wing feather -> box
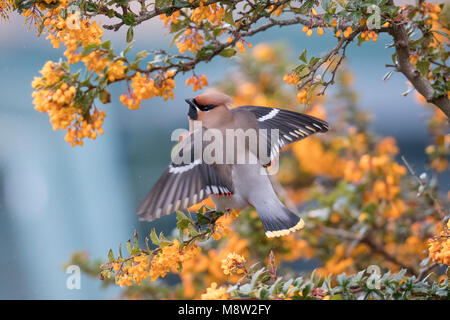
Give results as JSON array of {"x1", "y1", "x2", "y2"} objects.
[
  {"x1": 138, "y1": 128, "x2": 234, "y2": 222},
  {"x1": 235, "y1": 106, "x2": 329, "y2": 166}
]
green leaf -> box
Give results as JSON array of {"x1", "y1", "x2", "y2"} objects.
[
  {"x1": 349, "y1": 11, "x2": 362, "y2": 23},
  {"x1": 85, "y1": 1, "x2": 98, "y2": 13},
  {"x1": 81, "y1": 44, "x2": 99, "y2": 57},
  {"x1": 158, "y1": 232, "x2": 172, "y2": 248},
  {"x1": 149, "y1": 228, "x2": 160, "y2": 246},
  {"x1": 187, "y1": 224, "x2": 200, "y2": 237},
  {"x1": 99, "y1": 90, "x2": 111, "y2": 104},
  {"x1": 126, "y1": 27, "x2": 134, "y2": 43},
  {"x1": 132, "y1": 230, "x2": 139, "y2": 253},
  {"x1": 176, "y1": 210, "x2": 191, "y2": 230},
  {"x1": 391, "y1": 53, "x2": 397, "y2": 65},
  {"x1": 196, "y1": 213, "x2": 210, "y2": 225},
  {"x1": 224, "y1": 11, "x2": 235, "y2": 26},
  {"x1": 126, "y1": 239, "x2": 132, "y2": 254},
  {"x1": 416, "y1": 60, "x2": 430, "y2": 76},
  {"x1": 101, "y1": 40, "x2": 111, "y2": 50},
  {"x1": 308, "y1": 56, "x2": 320, "y2": 66},
  {"x1": 321, "y1": 0, "x2": 331, "y2": 11},
  {"x1": 173, "y1": 0, "x2": 189, "y2": 8},
  {"x1": 108, "y1": 249, "x2": 115, "y2": 262},
  {"x1": 299, "y1": 49, "x2": 307, "y2": 63},
  {"x1": 107, "y1": 9, "x2": 115, "y2": 19},
  {"x1": 282, "y1": 279, "x2": 294, "y2": 294},
  {"x1": 145, "y1": 237, "x2": 151, "y2": 253},
  {"x1": 170, "y1": 21, "x2": 186, "y2": 33},
  {"x1": 258, "y1": 287, "x2": 270, "y2": 299},
  {"x1": 269, "y1": 277, "x2": 283, "y2": 296},
  {"x1": 121, "y1": 41, "x2": 134, "y2": 57},
  {"x1": 251, "y1": 268, "x2": 267, "y2": 289},
  {"x1": 155, "y1": 0, "x2": 171, "y2": 10},
  {"x1": 219, "y1": 48, "x2": 236, "y2": 58},
  {"x1": 122, "y1": 13, "x2": 135, "y2": 26},
  {"x1": 171, "y1": 29, "x2": 186, "y2": 47}
]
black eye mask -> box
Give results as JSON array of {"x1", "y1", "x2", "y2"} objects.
[
  {"x1": 196, "y1": 104, "x2": 215, "y2": 112},
  {"x1": 188, "y1": 104, "x2": 198, "y2": 120},
  {"x1": 185, "y1": 98, "x2": 215, "y2": 120}
]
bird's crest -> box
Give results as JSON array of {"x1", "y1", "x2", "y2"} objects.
[{"x1": 195, "y1": 90, "x2": 233, "y2": 107}]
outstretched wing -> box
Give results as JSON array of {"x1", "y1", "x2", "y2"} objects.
[
  {"x1": 236, "y1": 106, "x2": 329, "y2": 166},
  {"x1": 138, "y1": 128, "x2": 233, "y2": 222}
]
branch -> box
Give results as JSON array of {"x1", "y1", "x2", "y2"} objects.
[
  {"x1": 389, "y1": 22, "x2": 450, "y2": 119},
  {"x1": 320, "y1": 226, "x2": 417, "y2": 276},
  {"x1": 296, "y1": 27, "x2": 361, "y2": 93},
  {"x1": 103, "y1": 0, "x2": 232, "y2": 31}
]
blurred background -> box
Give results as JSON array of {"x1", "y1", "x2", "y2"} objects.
[{"x1": 0, "y1": 11, "x2": 446, "y2": 299}]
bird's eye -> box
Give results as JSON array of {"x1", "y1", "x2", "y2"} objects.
[{"x1": 197, "y1": 104, "x2": 215, "y2": 112}]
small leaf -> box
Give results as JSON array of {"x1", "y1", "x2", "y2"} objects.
[
  {"x1": 132, "y1": 230, "x2": 139, "y2": 253},
  {"x1": 416, "y1": 60, "x2": 430, "y2": 77},
  {"x1": 176, "y1": 211, "x2": 191, "y2": 230},
  {"x1": 258, "y1": 287, "x2": 270, "y2": 299},
  {"x1": 170, "y1": 21, "x2": 186, "y2": 33},
  {"x1": 99, "y1": 90, "x2": 111, "y2": 104},
  {"x1": 122, "y1": 13, "x2": 135, "y2": 26},
  {"x1": 219, "y1": 48, "x2": 236, "y2": 58},
  {"x1": 321, "y1": 0, "x2": 331, "y2": 11},
  {"x1": 81, "y1": 44, "x2": 99, "y2": 57},
  {"x1": 155, "y1": 0, "x2": 171, "y2": 10},
  {"x1": 224, "y1": 11, "x2": 235, "y2": 26},
  {"x1": 173, "y1": 0, "x2": 189, "y2": 8},
  {"x1": 331, "y1": 293, "x2": 343, "y2": 300},
  {"x1": 126, "y1": 27, "x2": 134, "y2": 43},
  {"x1": 299, "y1": 48, "x2": 307, "y2": 63},
  {"x1": 108, "y1": 249, "x2": 114, "y2": 262},
  {"x1": 196, "y1": 213, "x2": 210, "y2": 225},
  {"x1": 126, "y1": 239, "x2": 132, "y2": 254},
  {"x1": 308, "y1": 56, "x2": 320, "y2": 66},
  {"x1": 101, "y1": 40, "x2": 111, "y2": 50},
  {"x1": 282, "y1": 279, "x2": 294, "y2": 294},
  {"x1": 149, "y1": 228, "x2": 160, "y2": 246}
]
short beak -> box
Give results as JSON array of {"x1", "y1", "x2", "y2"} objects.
[
  {"x1": 185, "y1": 98, "x2": 196, "y2": 108},
  {"x1": 185, "y1": 98, "x2": 198, "y2": 120}
]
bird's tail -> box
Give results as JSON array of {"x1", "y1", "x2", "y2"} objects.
[{"x1": 255, "y1": 204, "x2": 305, "y2": 238}]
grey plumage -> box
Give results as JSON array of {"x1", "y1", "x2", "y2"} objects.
[{"x1": 137, "y1": 92, "x2": 328, "y2": 238}]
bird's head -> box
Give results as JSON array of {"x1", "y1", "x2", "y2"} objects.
[{"x1": 185, "y1": 91, "x2": 233, "y2": 123}]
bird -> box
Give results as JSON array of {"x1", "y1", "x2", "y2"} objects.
[{"x1": 137, "y1": 91, "x2": 329, "y2": 238}]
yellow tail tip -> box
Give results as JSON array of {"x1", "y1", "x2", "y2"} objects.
[{"x1": 265, "y1": 218, "x2": 305, "y2": 238}]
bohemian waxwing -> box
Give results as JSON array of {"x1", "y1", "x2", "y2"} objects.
[{"x1": 137, "y1": 91, "x2": 329, "y2": 238}]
